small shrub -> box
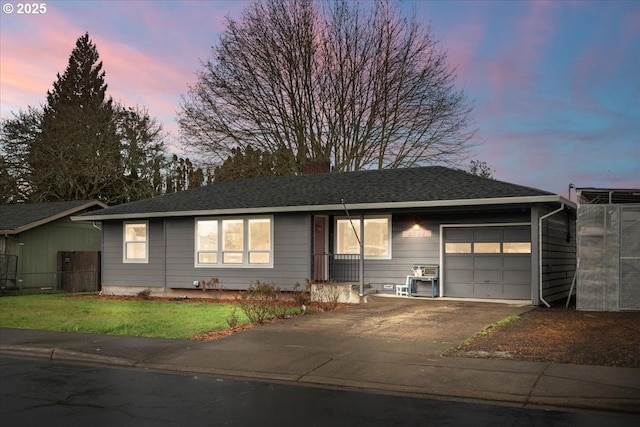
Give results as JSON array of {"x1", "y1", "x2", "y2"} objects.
[
  {"x1": 202, "y1": 277, "x2": 224, "y2": 301},
  {"x1": 292, "y1": 282, "x2": 311, "y2": 309},
  {"x1": 137, "y1": 288, "x2": 152, "y2": 300},
  {"x1": 236, "y1": 281, "x2": 291, "y2": 324},
  {"x1": 202, "y1": 277, "x2": 222, "y2": 291},
  {"x1": 226, "y1": 307, "x2": 240, "y2": 329}
]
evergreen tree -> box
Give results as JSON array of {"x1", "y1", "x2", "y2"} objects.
[
  {"x1": 116, "y1": 104, "x2": 167, "y2": 202},
  {"x1": 28, "y1": 32, "x2": 123, "y2": 202}
]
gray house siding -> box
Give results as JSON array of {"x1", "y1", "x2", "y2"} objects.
[
  {"x1": 98, "y1": 203, "x2": 575, "y2": 305},
  {"x1": 101, "y1": 219, "x2": 165, "y2": 288},
  {"x1": 101, "y1": 214, "x2": 311, "y2": 293},
  {"x1": 361, "y1": 216, "x2": 440, "y2": 287},
  {"x1": 167, "y1": 214, "x2": 310, "y2": 290},
  {"x1": 540, "y1": 207, "x2": 576, "y2": 304}
]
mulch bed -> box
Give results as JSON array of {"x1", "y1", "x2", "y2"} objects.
[{"x1": 453, "y1": 305, "x2": 640, "y2": 367}]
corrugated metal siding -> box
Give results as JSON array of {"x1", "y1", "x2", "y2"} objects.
[
  {"x1": 541, "y1": 208, "x2": 576, "y2": 303},
  {"x1": 577, "y1": 205, "x2": 640, "y2": 311},
  {"x1": 620, "y1": 206, "x2": 640, "y2": 310}
]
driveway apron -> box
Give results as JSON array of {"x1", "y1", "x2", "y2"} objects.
[{"x1": 149, "y1": 296, "x2": 533, "y2": 381}]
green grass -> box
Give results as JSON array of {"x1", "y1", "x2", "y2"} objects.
[{"x1": 0, "y1": 294, "x2": 252, "y2": 340}]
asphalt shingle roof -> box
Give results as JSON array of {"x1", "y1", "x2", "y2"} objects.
[
  {"x1": 0, "y1": 200, "x2": 106, "y2": 233},
  {"x1": 77, "y1": 167, "x2": 556, "y2": 219}
]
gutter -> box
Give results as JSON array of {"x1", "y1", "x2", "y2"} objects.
[
  {"x1": 72, "y1": 195, "x2": 575, "y2": 222},
  {"x1": 538, "y1": 203, "x2": 565, "y2": 308}
]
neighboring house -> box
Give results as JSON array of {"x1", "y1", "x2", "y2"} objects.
[
  {"x1": 0, "y1": 200, "x2": 107, "y2": 290},
  {"x1": 576, "y1": 188, "x2": 640, "y2": 311},
  {"x1": 74, "y1": 167, "x2": 576, "y2": 305}
]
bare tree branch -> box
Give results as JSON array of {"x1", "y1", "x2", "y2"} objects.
[{"x1": 179, "y1": 0, "x2": 476, "y2": 174}]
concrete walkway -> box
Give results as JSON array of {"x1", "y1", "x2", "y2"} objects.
[{"x1": 1, "y1": 296, "x2": 639, "y2": 414}]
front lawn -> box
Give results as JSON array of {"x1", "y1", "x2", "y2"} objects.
[{"x1": 0, "y1": 293, "x2": 252, "y2": 340}]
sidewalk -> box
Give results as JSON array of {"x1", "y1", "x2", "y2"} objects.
[{"x1": 1, "y1": 298, "x2": 639, "y2": 415}]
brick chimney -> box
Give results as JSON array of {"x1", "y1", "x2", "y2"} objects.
[{"x1": 301, "y1": 159, "x2": 331, "y2": 174}]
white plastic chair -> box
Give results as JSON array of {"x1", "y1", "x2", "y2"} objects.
[{"x1": 395, "y1": 283, "x2": 409, "y2": 296}]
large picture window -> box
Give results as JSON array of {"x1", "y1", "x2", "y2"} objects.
[
  {"x1": 123, "y1": 221, "x2": 148, "y2": 263},
  {"x1": 196, "y1": 217, "x2": 273, "y2": 267},
  {"x1": 336, "y1": 216, "x2": 390, "y2": 259}
]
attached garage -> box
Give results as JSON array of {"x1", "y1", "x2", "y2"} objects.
[{"x1": 442, "y1": 225, "x2": 532, "y2": 299}]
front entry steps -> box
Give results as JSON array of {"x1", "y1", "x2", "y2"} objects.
[{"x1": 310, "y1": 282, "x2": 377, "y2": 304}]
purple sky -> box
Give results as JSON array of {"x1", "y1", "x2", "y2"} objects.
[{"x1": 1, "y1": 0, "x2": 638, "y2": 197}]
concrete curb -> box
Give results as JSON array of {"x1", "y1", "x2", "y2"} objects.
[
  {"x1": 1, "y1": 345, "x2": 136, "y2": 367},
  {"x1": 2, "y1": 344, "x2": 638, "y2": 415}
]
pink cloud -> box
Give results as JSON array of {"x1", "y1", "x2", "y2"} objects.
[
  {"x1": 485, "y1": 1, "x2": 557, "y2": 113},
  {"x1": 0, "y1": 12, "x2": 82, "y2": 116},
  {"x1": 442, "y1": 19, "x2": 485, "y2": 85}
]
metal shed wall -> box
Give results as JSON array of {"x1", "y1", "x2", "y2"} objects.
[{"x1": 577, "y1": 204, "x2": 640, "y2": 311}]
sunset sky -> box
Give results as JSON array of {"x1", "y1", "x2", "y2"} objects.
[{"x1": 1, "y1": 0, "x2": 638, "y2": 197}]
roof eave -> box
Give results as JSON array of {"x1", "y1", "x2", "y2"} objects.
[
  {"x1": 73, "y1": 195, "x2": 572, "y2": 221},
  {"x1": 8, "y1": 200, "x2": 108, "y2": 234}
]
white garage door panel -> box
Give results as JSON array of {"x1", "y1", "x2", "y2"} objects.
[{"x1": 444, "y1": 226, "x2": 531, "y2": 299}]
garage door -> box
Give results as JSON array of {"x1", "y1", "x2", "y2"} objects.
[{"x1": 443, "y1": 226, "x2": 531, "y2": 299}]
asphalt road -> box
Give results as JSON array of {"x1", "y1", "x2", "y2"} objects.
[{"x1": 1, "y1": 356, "x2": 637, "y2": 427}]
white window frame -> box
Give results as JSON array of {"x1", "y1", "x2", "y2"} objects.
[
  {"x1": 335, "y1": 215, "x2": 392, "y2": 260},
  {"x1": 123, "y1": 221, "x2": 149, "y2": 263},
  {"x1": 195, "y1": 216, "x2": 274, "y2": 268}
]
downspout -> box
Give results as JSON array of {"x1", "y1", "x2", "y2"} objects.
[
  {"x1": 538, "y1": 203, "x2": 565, "y2": 308},
  {"x1": 163, "y1": 219, "x2": 168, "y2": 294}
]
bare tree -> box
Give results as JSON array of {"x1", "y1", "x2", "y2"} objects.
[
  {"x1": 467, "y1": 160, "x2": 495, "y2": 179},
  {"x1": 179, "y1": 0, "x2": 475, "y2": 174}
]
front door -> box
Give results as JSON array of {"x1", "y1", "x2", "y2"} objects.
[{"x1": 313, "y1": 216, "x2": 328, "y2": 281}]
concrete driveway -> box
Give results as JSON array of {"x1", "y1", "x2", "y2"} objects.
[
  {"x1": 306, "y1": 296, "x2": 532, "y2": 348},
  {"x1": 207, "y1": 295, "x2": 533, "y2": 358}
]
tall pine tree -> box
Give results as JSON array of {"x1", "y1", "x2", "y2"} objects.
[{"x1": 28, "y1": 32, "x2": 123, "y2": 202}]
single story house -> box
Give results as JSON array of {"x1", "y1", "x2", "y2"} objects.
[
  {"x1": 74, "y1": 166, "x2": 576, "y2": 305},
  {"x1": 0, "y1": 200, "x2": 107, "y2": 290}
]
